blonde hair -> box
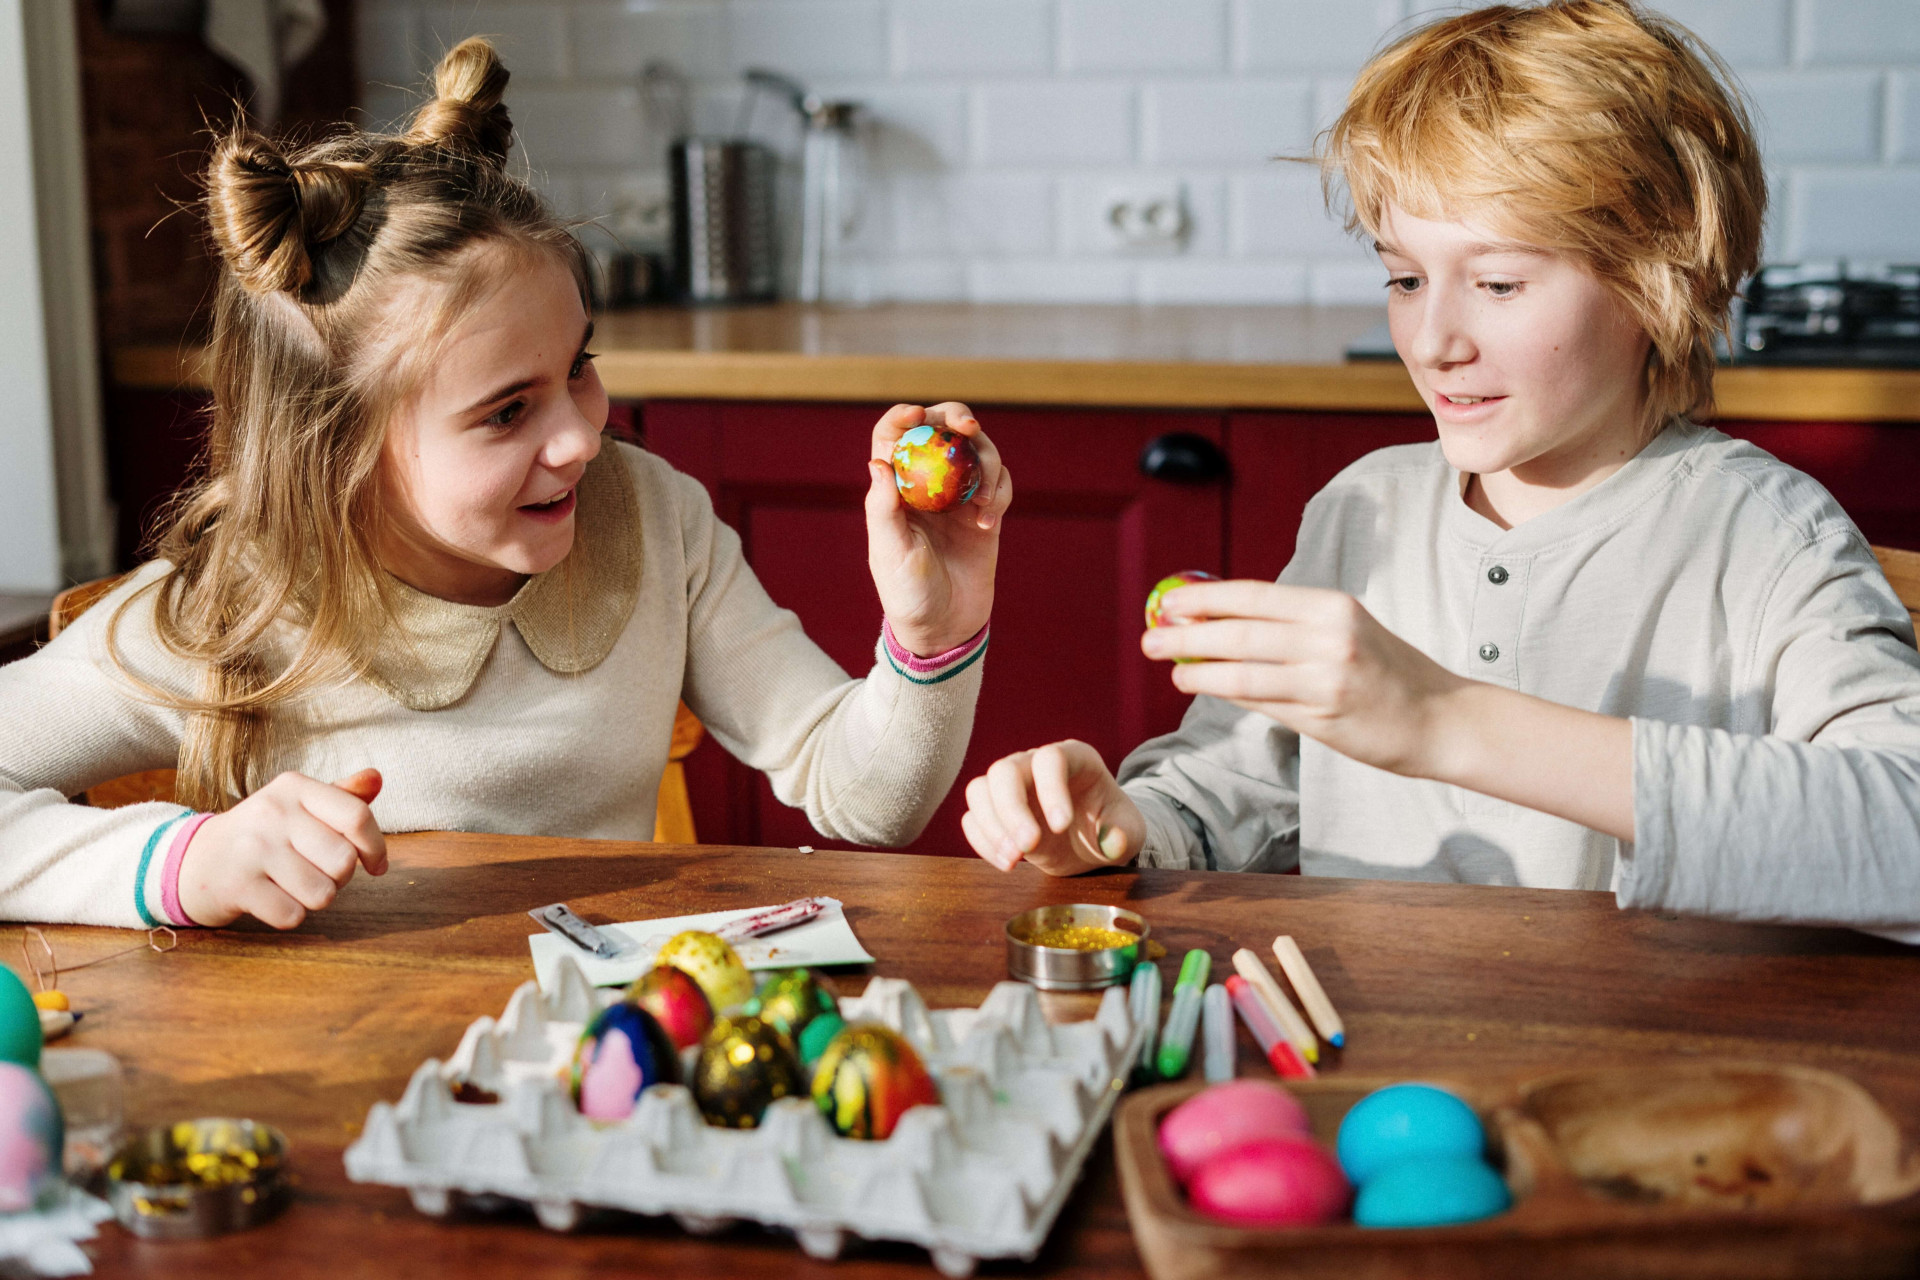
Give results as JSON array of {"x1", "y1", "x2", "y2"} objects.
[
  {"x1": 1322, "y1": 0, "x2": 1766, "y2": 435},
  {"x1": 115, "y1": 38, "x2": 588, "y2": 809}
]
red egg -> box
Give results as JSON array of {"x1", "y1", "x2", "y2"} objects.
[
  {"x1": 1159, "y1": 1080, "x2": 1314, "y2": 1185},
  {"x1": 627, "y1": 964, "x2": 714, "y2": 1050},
  {"x1": 1188, "y1": 1136, "x2": 1351, "y2": 1227}
]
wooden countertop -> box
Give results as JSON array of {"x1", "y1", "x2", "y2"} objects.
[
  {"x1": 111, "y1": 303, "x2": 1920, "y2": 421},
  {"x1": 31, "y1": 834, "x2": 1920, "y2": 1276}
]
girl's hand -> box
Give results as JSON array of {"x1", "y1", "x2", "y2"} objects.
[
  {"x1": 1141, "y1": 580, "x2": 1467, "y2": 778},
  {"x1": 960, "y1": 740, "x2": 1145, "y2": 876},
  {"x1": 177, "y1": 768, "x2": 388, "y2": 929},
  {"x1": 866, "y1": 402, "x2": 1012, "y2": 656}
]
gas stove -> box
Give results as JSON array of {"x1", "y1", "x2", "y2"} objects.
[{"x1": 1734, "y1": 263, "x2": 1920, "y2": 367}]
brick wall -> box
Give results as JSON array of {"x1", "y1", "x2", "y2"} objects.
[
  {"x1": 79, "y1": 0, "x2": 359, "y2": 346},
  {"x1": 359, "y1": 0, "x2": 1920, "y2": 306}
]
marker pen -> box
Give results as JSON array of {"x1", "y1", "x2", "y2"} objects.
[{"x1": 1156, "y1": 949, "x2": 1211, "y2": 1079}]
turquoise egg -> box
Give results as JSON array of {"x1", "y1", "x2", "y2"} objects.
[
  {"x1": 0, "y1": 970, "x2": 39, "y2": 1069},
  {"x1": 1353, "y1": 1154, "x2": 1512, "y2": 1228},
  {"x1": 1337, "y1": 1083, "x2": 1484, "y2": 1185}
]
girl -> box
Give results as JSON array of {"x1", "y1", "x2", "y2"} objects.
[
  {"x1": 0, "y1": 39, "x2": 1009, "y2": 931},
  {"x1": 959, "y1": 0, "x2": 1920, "y2": 938}
]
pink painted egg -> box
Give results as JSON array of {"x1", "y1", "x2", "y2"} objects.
[
  {"x1": 627, "y1": 964, "x2": 714, "y2": 1050},
  {"x1": 1188, "y1": 1135, "x2": 1351, "y2": 1227},
  {"x1": 1159, "y1": 1080, "x2": 1313, "y2": 1185}
]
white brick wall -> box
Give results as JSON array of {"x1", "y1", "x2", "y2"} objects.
[{"x1": 364, "y1": 0, "x2": 1920, "y2": 305}]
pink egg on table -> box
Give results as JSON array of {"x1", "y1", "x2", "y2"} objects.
[
  {"x1": 1159, "y1": 1080, "x2": 1314, "y2": 1185},
  {"x1": 1188, "y1": 1136, "x2": 1351, "y2": 1227}
]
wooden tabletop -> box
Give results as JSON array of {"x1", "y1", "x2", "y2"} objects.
[
  {"x1": 23, "y1": 834, "x2": 1920, "y2": 1277},
  {"x1": 109, "y1": 303, "x2": 1920, "y2": 420}
]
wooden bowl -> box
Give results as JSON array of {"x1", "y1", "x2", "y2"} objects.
[{"x1": 1113, "y1": 1062, "x2": 1920, "y2": 1280}]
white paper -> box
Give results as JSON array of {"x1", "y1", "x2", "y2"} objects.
[{"x1": 528, "y1": 897, "x2": 874, "y2": 992}]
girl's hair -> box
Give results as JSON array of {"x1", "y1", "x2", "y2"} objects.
[
  {"x1": 114, "y1": 38, "x2": 588, "y2": 809},
  {"x1": 1322, "y1": 0, "x2": 1765, "y2": 437}
]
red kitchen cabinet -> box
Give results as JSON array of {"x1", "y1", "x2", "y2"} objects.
[
  {"x1": 643, "y1": 401, "x2": 1228, "y2": 856},
  {"x1": 1225, "y1": 412, "x2": 1435, "y2": 582}
]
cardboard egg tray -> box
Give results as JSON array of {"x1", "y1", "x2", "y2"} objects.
[{"x1": 343, "y1": 954, "x2": 1145, "y2": 1276}]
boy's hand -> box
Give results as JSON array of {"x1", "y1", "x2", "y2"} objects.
[
  {"x1": 177, "y1": 768, "x2": 388, "y2": 929},
  {"x1": 1141, "y1": 580, "x2": 1467, "y2": 778},
  {"x1": 960, "y1": 740, "x2": 1146, "y2": 876},
  {"x1": 865, "y1": 402, "x2": 1013, "y2": 657}
]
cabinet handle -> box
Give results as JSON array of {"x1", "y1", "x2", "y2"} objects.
[{"x1": 1139, "y1": 433, "x2": 1230, "y2": 484}]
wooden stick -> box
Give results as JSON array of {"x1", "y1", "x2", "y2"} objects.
[
  {"x1": 1230, "y1": 948, "x2": 1318, "y2": 1064},
  {"x1": 1273, "y1": 935, "x2": 1345, "y2": 1048}
]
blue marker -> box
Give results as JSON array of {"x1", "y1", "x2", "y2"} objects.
[
  {"x1": 1128, "y1": 960, "x2": 1161, "y2": 1080},
  {"x1": 1202, "y1": 982, "x2": 1234, "y2": 1083}
]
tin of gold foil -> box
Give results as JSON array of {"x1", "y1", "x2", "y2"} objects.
[
  {"x1": 1005, "y1": 904, "x2": 1149, "y2": 991},
  {"x1": 105, "y1": 1117, "x2": 289, "y2": 1239}
]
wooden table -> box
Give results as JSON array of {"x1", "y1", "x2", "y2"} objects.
[{"x1": 19, "y1": 834, "x2": 1920, "y2": 1276}]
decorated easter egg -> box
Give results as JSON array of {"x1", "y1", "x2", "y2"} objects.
[
  {"x1": 1144, "y1": 571, "x2": 1221, "y2": 632},
  {"x1": 1337, "y1": 1083, "x2": 1486, "y2": 1185},
  {"x1": 1159, "y1": 1080, "x2": 1315, "y2": 1185},
  {"x1": 890, "y1": 425, "x2": 983, "y2": 513},
  {"x1": 692, "y1": 1015, "x2": 804, "y2": 1129},
  {"x1": 1187, "y1": 1135, "x2": 1351, "y2": 1227},
  {"x1": 570, "y1": 1002, "x2": 680, "y2": 1121},
  {"x1": 654, "y1": 931, "x2": 755, "y2": 1014},
  {"x1": 811, "y1": 1023, "x2": 941, "y2": 1141},
  {"x1": 627, "y1": 965, "x2": 713, "y2": 1050},
  {"x1": 0, "y1": 970, "x2": 41, "y2": 1069},
  {"x1": 743, "y1": 969, "x2": 837, "y2": 1048},
  {"x1": 1353, "y1": 1153, "x2": 1511, "y2": 1228},
  {"x1": 795, "y1": 1011, "x2": 845, "y2": 1066},
  {"x1": 0, "y1": 1062, "x2": 62, "y2": 1212}
]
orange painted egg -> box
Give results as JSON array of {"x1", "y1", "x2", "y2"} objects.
[
  {"x1": 810, "y1": 1023, "x2": 941, "y2": 1140},
  {"x1": 890, "y1": 425, "x2": 982, "y2": 513}
]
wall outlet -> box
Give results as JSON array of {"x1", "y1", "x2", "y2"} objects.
[{"x1": 1100, "y1": 183, "x2": 1190, "y2": 254}]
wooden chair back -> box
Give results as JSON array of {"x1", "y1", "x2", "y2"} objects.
[
  {"x1": 1873, "y1": 545, "x2": 1920, "y2": 631},
  {"x1": 48, "y1": 575, "x2": 706, "y2": 841}
]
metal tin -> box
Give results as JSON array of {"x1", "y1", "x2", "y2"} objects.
[
  {"x1": 1005, "y1": 904, "x2": 1149, "y2": 991},
  {"x1": 105, "y1": 1118, "x2": 289, "y2": 1239}
]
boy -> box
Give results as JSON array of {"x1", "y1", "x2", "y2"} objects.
[{"x1": 959, "y1": 0, "x2": 1920, "y2": 938}]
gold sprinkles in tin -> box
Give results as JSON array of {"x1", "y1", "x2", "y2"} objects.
[{"x1": 1022, "y1": 924, "x2": 1139, "y2": 951}]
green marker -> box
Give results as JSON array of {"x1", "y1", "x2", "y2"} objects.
[{"x1": 1155, "y1": 949, "x2": 1212, "y2": 1079}]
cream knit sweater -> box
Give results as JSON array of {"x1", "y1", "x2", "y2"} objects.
[{"x1": 0, "y1": 442, "x2": 986, "y2": 928}]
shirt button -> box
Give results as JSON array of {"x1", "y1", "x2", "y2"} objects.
[
  {"x1": 1487, "y1": 565, "x2": 1509, "y2": 585},
  {"x1": 1478, "y1": 642, "x2": 1500, "y2": 663}
]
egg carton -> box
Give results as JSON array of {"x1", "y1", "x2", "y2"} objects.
[{"x1": 343, "y1": 955, "x2": 1145, "y2": 1277}]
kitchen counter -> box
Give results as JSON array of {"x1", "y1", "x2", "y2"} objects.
[{"x1": 110, "y1": 303, "x2": 1920, "y2": 421}]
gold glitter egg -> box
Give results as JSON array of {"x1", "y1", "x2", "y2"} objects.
[
  {"x1": 692, "y1": 1015, "x2": 804, "y2": 1129},
  {"x1": 654, "y1": 931, "x2": 755, "y2": 1013}
]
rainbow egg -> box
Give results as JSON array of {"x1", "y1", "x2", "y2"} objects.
[
  {"x1": 627, "y1": 965, "x2": 714, "y2": 1051},
  {"x1": 1145, "y1": 571, "x2": 1220, "y2": 631},
  {"x1": 0, "y1": 1063, "x2": 62, "y2": 1212},
  {"x1": 692, "y1": 1015, "x2": 805, "y2": 1129},
  {"x1": 811, "y1": 1023, "x2": 941, "y2": 1141},
  {"x1": 653, "y1": 931, "x2": 755, "y2": 1014},
  {"x1": 743, "y1": 969, "x2": 837, "y2": 1052},
  {"x1": 890, "y1": 425, "x2": 983, "y2": 513},
  {"x1": 570, "y1": 1003, "x2": 679, "y2": 1121}
]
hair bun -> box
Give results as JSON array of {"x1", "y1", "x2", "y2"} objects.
[
  {"x1": 206, "y1": 135, "x2": 372, "y2": 294},
  {"x1": 406, "y1": 37, "x2": 514, "y2": 164}
]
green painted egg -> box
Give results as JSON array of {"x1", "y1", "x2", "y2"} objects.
[
  {"x1": 742, "y1": 968, "x2": 836, "y2": 1048},
  {"x1": 654, "y1": 931, "x2": 754, "y2": 1013},
  {"x1": 811, "y1": 1023, "x2": 941, "y2": 1141},
  {"x1": 627, "y1": 964, "x2": 713, "y2": 1050},
  {"x1": 0, "y1": 970, "x2": 39, "y2": 1069},
  {"x1": 796, "y1": 1011, "x2": 845, "y2": 1066},
  {"x1": 692, "y1": 1015, "x2": 804, "y2": 1129}
]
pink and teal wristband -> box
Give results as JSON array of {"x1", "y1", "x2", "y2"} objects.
[
  {"x1": 134, "y1": 811, "x2": 206, "y2": 929},
  {"x1": 882, "y1": 619, "x2": 989, "y2": 685}
]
